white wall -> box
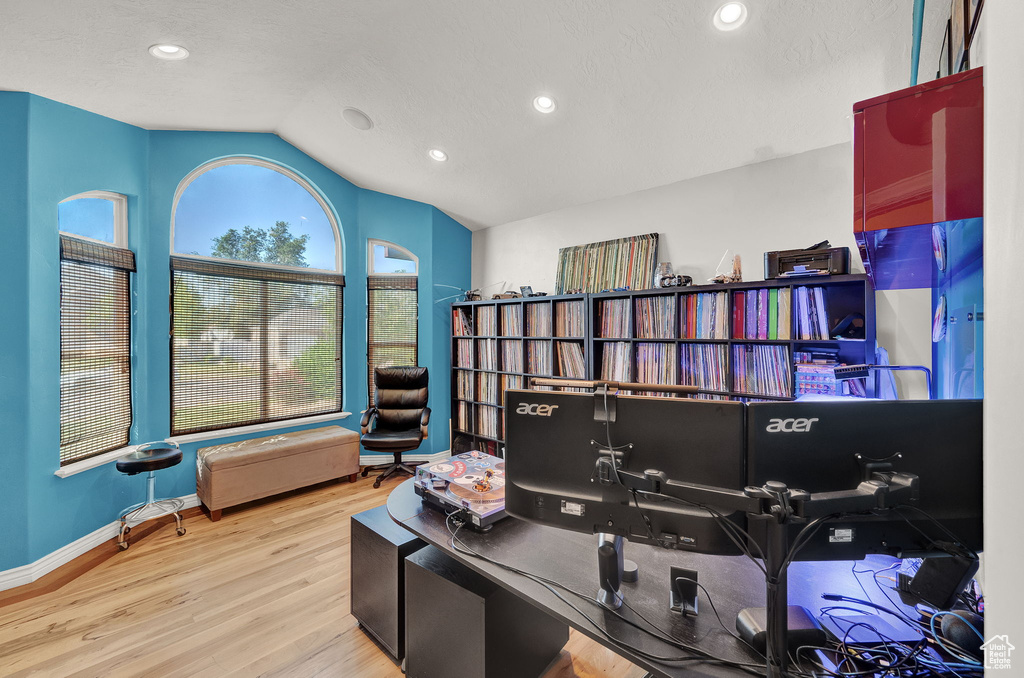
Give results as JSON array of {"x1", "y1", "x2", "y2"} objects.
[
  {"x1": 473, "y1": 143, "x2": 931, "y2": 398},
  {"x1": 981, "y1": 0, "x2": 1024, "y2": 649}
]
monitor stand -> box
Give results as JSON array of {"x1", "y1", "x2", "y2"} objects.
[{"x1": 596, "y1": 533, "x2": 639, "y2": 609}]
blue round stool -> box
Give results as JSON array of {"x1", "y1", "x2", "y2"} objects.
[{"x1": 115, "y1": 441, "x2": 187, "y2": 550}]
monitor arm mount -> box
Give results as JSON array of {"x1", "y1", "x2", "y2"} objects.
[{"x1": 607, "y1": 466, "x2": 919, "y2": 678}]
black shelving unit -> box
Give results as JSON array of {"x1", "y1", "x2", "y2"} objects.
[
  {"x1": 450, "y1": 277, "x2": 875, "y2": 454},
  {"x1": 450, "y1": 294, "x2": 590, "y2": 455},
  {"x1": 589, "y1": 275, "x2": 876, "y2": 402}
]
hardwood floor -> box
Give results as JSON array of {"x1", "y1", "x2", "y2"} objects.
[{"x1": 0, "y1": 474, "x2": 646, "y2": 677}]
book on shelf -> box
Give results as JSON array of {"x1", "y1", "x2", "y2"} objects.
[
  {"x1": 732, "y1": 344, "x2": 792, "y2": 398},
  {"x1": 679, "y1": 343, "x2": 728, "y2": 393},
  {"x1": 794, "y1": 286, "x2": 830, "y2": 340},
  {"x1": 452, "y1": 308, "x2": 471, "y2": 336},
  {"x1": 598, "y1": 299, "x2": 630, "y2": 337},
  {"x1": 456, "y1": 339, "x2": 473, "y2": 368},
  {"x1": 476, "y1": 339, "x2": 497, "y2": 370},
  {"x1": 732, "y1": 287, "x2": 790, "y2": 341},
  {"x1": 555, "y1": 300, "x2": 585, "y2": 337},
  {"x1": 635, "y1": 342, "x2": 678, "y2": 395},
  {"x1": 456, "y1": 371, "x2": 473, "y2": 400},
  {"x1": 456, "y1": 401, "x2": 470, "y2": 431},
  {"x1": 525, "y1": 303, "x2": 552, "y2": 337},
  {"x1": 635, "y1": 296, "x2": 676, "y2": 339},
  {"x1": 793, "y1": 350, "x2": 866, "y2": 397},
  {"x1": 500, "y1": 339, "x2": 523, "y2": 372},
  {"x1": 500, "y1": 305, "x2": 522, "y2": 336},
  {"x1": 556, "y1": 341, "x2": 586, "y2": 379},
  {"x1": 500, "y1": 374, "x2": 524, "y2": 404},
  {"x1": 474, "y1": 404, "x2": 500, "y2": 439},
  {"x1": 526, "y1": 340, "x2": 552, "y2": 376},
  {"x1": 476, "y1": 372, "x2": 498, "y2": 404},
  {"x1": 600, "y1": 341, "x2": 632, "y2": 382},
  {"x1": 476, "y1": 305, "x2": 496, "y2": 336},
  {"x1": 681, "y1": 291, "x2": 728, "y2": 340}
]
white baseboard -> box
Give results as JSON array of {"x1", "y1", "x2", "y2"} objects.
[
  {"x1": 358, "y1": 450, "x2": 450, "y2": 465},
  {"x1": 0, "y1": 493, "x2": 200, "y2": 593}
]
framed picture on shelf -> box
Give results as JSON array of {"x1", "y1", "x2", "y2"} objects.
[
  {"x1": 950, "y1": 0, "x2": 968, "y2": 72},
  {"x1": 966, "y1": 0, "x2": 985, "y2": 51},
  {"x1": 520, "y1": 285, "x2": 534, "y2": 297},
  {"x1": 938, "y1": 19, "x2": 952, "y2": 78}
]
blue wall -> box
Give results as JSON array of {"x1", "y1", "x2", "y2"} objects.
[{"x1": 0, "y1": 92, "x2": 471, "y2": 571}]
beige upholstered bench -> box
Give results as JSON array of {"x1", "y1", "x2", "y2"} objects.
[{"x1": 196, "y1": 425, "x2": 360, "y2": 521}]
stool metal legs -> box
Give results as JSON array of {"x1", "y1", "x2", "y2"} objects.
[{"x1": 117, "y1": 470, "x2": 186, "y2": 550}]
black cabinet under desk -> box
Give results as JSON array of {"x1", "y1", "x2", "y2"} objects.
[{"x1": 404, "y1": 545, "x2": 569, "y2": 678}]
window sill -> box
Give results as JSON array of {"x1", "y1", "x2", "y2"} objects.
[
  {"x1": 55, "y1": 445, "x2": 142, "y2": 478},
  {"x1": 54, "y1": 412, "x2": 352, "y2": 478},
  {"x1": 167, "y1": 412, "x2": 352, "y2": 445}
]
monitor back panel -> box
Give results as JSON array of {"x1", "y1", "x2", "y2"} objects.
[
  {"x1": 746, "y1": 399, "x2": 983, "y2": 559},
  {"x1": 505, "y1": 390, "x2": 747, "y2": 555}
]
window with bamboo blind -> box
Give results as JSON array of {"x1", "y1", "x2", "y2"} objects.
[
  {"x1": 170, "y1": 158, "x2": 345, "y2": 435},
  {"x1": 58, "y1": 221, "x2": 134, "y2": 465},
  {"x1": 170, "y1": 258, "x2": 345, "y2": 434},
  {"x1": 367, "y1": 241, "x2": 419, "y2": 404}
]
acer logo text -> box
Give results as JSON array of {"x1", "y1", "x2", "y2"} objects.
[
  {"x1": 516, "y1": 404, "x2": 559, "y2": 416},
  {"x1": 765, "y1": 417, "x2": 819, "y2": 433}
]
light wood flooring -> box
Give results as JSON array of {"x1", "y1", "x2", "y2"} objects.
[{"x1": 0, "y1": 473, "x2": 646, "y2": 677}]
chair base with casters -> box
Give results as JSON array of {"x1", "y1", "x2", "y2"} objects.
[
  {"x1": 115, "y1": 442, "x2": 187, "y2": 551},
  {"x1": 361, "y1": 453, "x2": 425, "y2": 489}
]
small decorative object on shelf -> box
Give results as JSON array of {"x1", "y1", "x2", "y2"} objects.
[{"x1": 709, "y1": 252, "x2": 742, "y2": 284}]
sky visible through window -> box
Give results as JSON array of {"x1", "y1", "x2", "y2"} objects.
[
  {"x1": 174, "y1": 163, "x2": 337, "y2": 271},
  {"x1": 372, "y1": 243, "x2": 417, "y2": 274},
  {"x1": 59, "y1": 198, "x2": 114, "y2": 242}
]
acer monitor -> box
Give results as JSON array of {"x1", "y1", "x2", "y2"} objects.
[
  {"x1": 504, "y1": 389, "x2": 748, "y2": 555},
  {"x1": 746, "y1": 399, "x2": 983, "y2": 560}
]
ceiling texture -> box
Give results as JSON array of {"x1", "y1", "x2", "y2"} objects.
[{"x1": 1, "y1": 0, "x2": 945, "y2": 230}]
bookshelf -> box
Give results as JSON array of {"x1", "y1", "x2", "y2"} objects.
[
  {"x1": 450, "y1": 294, "x2": 590, "y2": 455},
  {"x1": 589, "y1": 275, "x2": 875, "y2": 402},
  {"x1": 450, "y1": 276, "x2": 874, "y2": 454}
]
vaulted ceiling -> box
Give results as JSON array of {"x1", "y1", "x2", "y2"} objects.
[{"x1": 1, "y1": 0, "x2": 944, "y2": 230}]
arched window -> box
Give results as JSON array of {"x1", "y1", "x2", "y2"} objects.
[
  {"x1": 170, "y1": 159, "x2": 345, "y2": 435},
  {"x1": 58, "y1": 191, "x2": 134, "y2": 465},
  {"x1": 367, "y1": 240, "x2": 418, "y2": 403}
]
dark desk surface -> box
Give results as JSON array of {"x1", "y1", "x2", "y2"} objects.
[{"x1": 387, "y1": 479, "x2": 912, "y2": 678}]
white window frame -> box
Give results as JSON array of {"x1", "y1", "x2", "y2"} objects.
[
  {"x1": 368, "y1": 239, "x2": 419, "y2": 277},
  {"x1": 58, "y1": 190, "x2": 128, "y2": 246},
  {"x1": 57, "y1": 190, "x2": 134, "y2": 472},
  {"x1": 170, "y1": 157, "x2": 343, "y2": 274}
]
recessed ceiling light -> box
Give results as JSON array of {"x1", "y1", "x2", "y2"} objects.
[
  {"x1": 428, "y1": 149, "x2": 448, "y2": 162},
  {"x1": 533, "y1": 95, "x2": 557, "y2": 113},
  {"x1": 342, "y1": 107, "x2": 373, "y2": 131},
  {"x1": 148, "y1": 44, "x2": 189, "y2": 60},
  {"x1": 714, "y1": 2, "x2": 748, "y2": 31}
]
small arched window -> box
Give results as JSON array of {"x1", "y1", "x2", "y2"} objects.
[
  {"x1": 170, "y1": 159, "x2": 345, "y2": 435},
  {"x1": 58, "y1": 191, "x2": 135, "y2": 465},
  {"x1": 367, "y1": 240, "x2": 418, "y2": 404}
]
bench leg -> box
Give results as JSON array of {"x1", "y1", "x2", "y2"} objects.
[{"x1": 201, "y1": 502, "x2": 222, "y2": 522}]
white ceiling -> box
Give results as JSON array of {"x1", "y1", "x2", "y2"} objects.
[{"x1": 0, "y1": 0, "x2": 945, "y2": 230}]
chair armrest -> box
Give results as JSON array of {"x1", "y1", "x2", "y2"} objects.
[
  {"x1": 420, "y1": 407, "x2": 431, "y2": 439},
  {"x1": 360, "y1": 407, "x2": 378, "y2": 436}
]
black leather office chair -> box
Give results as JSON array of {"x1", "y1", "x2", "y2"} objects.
[{"x1": 360, "y1": 366, "x2": 430, "y2": 489}]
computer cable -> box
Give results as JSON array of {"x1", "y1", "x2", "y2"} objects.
[
  {"x1": 819, "y1": 594, "x2": 981, "y2": 672},
  {"x1": 632, "y1": 489, "x2": 768, "y2": 575},
  {"x1": 444, "y1": 511, "x2": 773, "y2": 675},
  {"x1": 927, "y1": 612, "x2": 983, "y2": 667},
  {"x1": 892, "y1": 505, "x2": 979, "y2": 560}
]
